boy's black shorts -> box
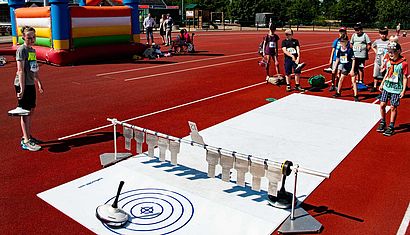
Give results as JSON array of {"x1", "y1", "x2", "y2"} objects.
[
  {"x1": 15, "y1": 85, "x2": 36, "y2": 110},
  {"x1": 354, "y1": 58, "x2": 366, "y2": 73}
]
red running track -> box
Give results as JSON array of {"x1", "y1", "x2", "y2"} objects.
[{"x1": 0, "y1": 30, "x2": 409, "y2": 234}]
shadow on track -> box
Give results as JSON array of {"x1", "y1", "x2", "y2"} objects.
[
  {"x1": 40, "y1": 132, "x2": 118, "y2": 153},
  {"x1": 302, "y1": 202, "x2": 364, "y2": 222}
]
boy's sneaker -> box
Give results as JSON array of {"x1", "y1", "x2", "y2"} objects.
[
  {"x1": 354, "y1": 96, "x2": 359, "y2": 102},
  {"x1": 295, "y1": 86, "x2": 305, "y2": 92},
  {"x1": 333, "y1": 92, "x2": 341, "y2": 98},
  {"x1": 329, "y1": 85, "x2": 335, "y2": 91},
  {"x1": 323, "y1": 67, "x2": 333, "y2": 74},
  {"x1": 22, "y1": 136, "x2": 43, "y2": 145},
  {"x1": 376, "y1": 122, "x2": 386, "y2": 132},
  {"x1": 286, "y1": 86, "x2": 292, "y2": 92},
  {"x1": 21, "y1": 139, "x2": 41, "y2": 151},
  {"x1": 295, "y1": 62, "x2": 306, "y2": 73},
  {"x1": 383, "y1": 126, "x2": 395, "y2": 136},
  {"x1": 8, "y1": 107, "x2": 30, "y2": 116}
]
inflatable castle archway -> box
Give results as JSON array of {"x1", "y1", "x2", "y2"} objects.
[{"x1": 8, "y1": 0, "x2": 146, "y2": 65}]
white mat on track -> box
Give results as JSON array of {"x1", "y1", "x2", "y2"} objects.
[{"x1": 38, "y1": 94, "x2": 381, "y2": 235}]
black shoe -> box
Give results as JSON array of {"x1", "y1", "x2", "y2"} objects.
[
  {"x1": 22, "y1": 136, "x2": 43, "y2": 145},
  {"x1": 370, "y1": 87, "x2": 377, "y2": 92},
  {"x1": 376, "y1": 122, "x2": 386, "y2": 132},
  {"x1": 295, "y1": 85, "x2": 305, "y2": 92},
  {"x1": 354, "y1": 96, "x2": 359, "y2": 102},
  {"x1": 329, "y1": 85, "x2": 335, "y2": 92},
  {"x1": 333, "y1": 92, "x2": 341, "y2": 98},
  {"x1": 286, "y1": 86, "x2": 292, "y2": 92},
  {"x1": 30, "y1": 136, "x2": 43, "y2": 144},
  {"x1": 383, "y1": 126, "x2": 395, "y2": 136}
]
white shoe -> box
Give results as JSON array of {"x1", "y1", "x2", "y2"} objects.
[
  {"x1": 323, "y1": 67, "x2": 333, "y2": 73},
  {"x1": 295, "y1": 62, "x2": 306, "y2": 72},
  {"x1": 8, "y1": 107, "x2": 30, "y2": 116},
  {"x1": 21, "y1": 139, "x2": 41, "y2": 151}
]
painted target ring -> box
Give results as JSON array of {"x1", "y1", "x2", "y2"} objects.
[{"x1": 102, "y1": 188, "x2": 194, "y2": 234}]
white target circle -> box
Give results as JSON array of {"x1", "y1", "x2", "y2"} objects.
[{"x1": 102, "y1": 188, "x2": 194, "y2": 234}]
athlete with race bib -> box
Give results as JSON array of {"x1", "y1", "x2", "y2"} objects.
[
  {"x1": 350, "y1": 23, "x2": 371, "y2": 85},
  {"x1": 332, "y1": 38, "x2": 358, "y2": 101},
  {"x1": 281, "y1": 29, "x2": 306, "y2": 92},
  {"x1": 371, "y1": 27, "x2": 389, "y2": 92}
]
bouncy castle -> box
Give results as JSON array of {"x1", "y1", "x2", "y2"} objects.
[{"x1": 7, "y1": 0, "x2": 146, "y2": 65}]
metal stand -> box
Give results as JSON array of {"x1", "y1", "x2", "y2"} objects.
[
  {"x1": 100, "y1": 119, "x2": 132, "y2": 167},
  {"x1": 278, "y1": 165, "x2": 323, "y2": 234},
  {"x1": 278, "y1": 207, "x2": 322, "y2": 234}
]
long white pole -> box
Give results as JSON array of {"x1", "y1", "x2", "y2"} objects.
[{"x1": 107, "y1": 118, "x2": 330, "y2": 179}]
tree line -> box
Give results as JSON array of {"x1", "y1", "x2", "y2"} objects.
[{"x1": 165, "y1": 0, "x2": 409, "y2": 29}]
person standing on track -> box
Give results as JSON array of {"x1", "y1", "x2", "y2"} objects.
[
  {"x1": 332, "y1": 38, "x2": 358, "y2": 101},
  {"x1": 370, "y1": 27, "x2": 389, "y2": 92},
  {"x1": 377, "y1": 42, "x2": 408, "y2": 136},
  {"x1": 326, "y1": 27, "x2": 349, "y2": 91},
  {"x1": 143, "y1": 13, "x2": 155, "y2": 45},
  {"x1": 159, "y1": 14, "x2": 167, "y2": 45},
  {"x1": 165, "y1": 13, "x2": 173, "y2": 46},
  {"x1": 350, "y1": 23, "x2": 371, "y2": 85},
  {"x1": 262, "y1": 24, "x2": 280, "y2": 79},
  {"x1": 281, "y1": 29, "x2": 305, "y2": 92},
  {"x1": 396, "y1": 23, "x2": 401, "y2": 36},
  {"x1": 11, "y1": 26, "x2": 44, "y2": 151}
]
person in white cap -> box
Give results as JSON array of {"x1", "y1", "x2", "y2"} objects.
[{"x1": 281, "y1": 28, "x2": 305, "y2": 92}]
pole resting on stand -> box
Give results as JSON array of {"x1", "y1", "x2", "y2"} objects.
[
  {"x1": 100, "y1": 119, "x2": 132, "y2": 167},
  {"x1": 276, "y1": 162, "x2": 323, "y2": 234},
  {"x1": 268, "y1": 160, "x2": 294, "y2": 209}
]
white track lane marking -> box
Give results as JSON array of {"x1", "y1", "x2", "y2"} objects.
[
  {"x1": 397, "y1": 202, "x2": 410, "y2": 235},
  {"x1": 58, "y1": 82, "x2": 266, "y2": 140},
  {"x1": 124, "y1": 45, "x2": 330, "y2": 82},
  {"x1": 96, "y1": 42, "x2": 329, "y2": 77},
  {"x1": 96, "y1": 52, "x2": 256, "y2": 77},
  {"x1": 59, "y1": 42, "x2": 410, "y2": 140}
]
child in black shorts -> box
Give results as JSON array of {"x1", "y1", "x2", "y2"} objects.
[
  {"x1": 281, "y1": 29, "x2": 305, "y2": 92},
  {"x1": 9, "y1": 26, "x2": 44, "y2": 151}
]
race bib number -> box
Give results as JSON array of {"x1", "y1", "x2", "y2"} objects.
[
  {"x1": 340, "y1": 55, "x2": 348, "y2": 64},
  {"x1": 353, "y1": 45, "x2": 362, "y2": 52},
  {"x1": 269, "y1": 41, "x2": 275, "y2": 48},
  {"x1": 388, "y1": 72, "x2": 399, "y2": 83},
  {"x1": 28, "y1": 52, "x2": 36, "y2": 61},
  {"x1": 377, "y1": 47, "x2": 386, "y2": 55},
  {"x1": 287, "y1": 48, "x2": 297, "y2": 54},
  {"x1": 28, "y1": 52, "x2": 39, "y2": 72}
]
